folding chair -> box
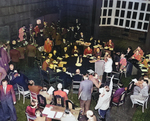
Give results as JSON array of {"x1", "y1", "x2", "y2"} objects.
[
  {"x1": 17, "y1": 84, "x2": 30, "y2": 104},
  {"x1": 72, "y1": 80, "x2": 81, "y2": 94}
]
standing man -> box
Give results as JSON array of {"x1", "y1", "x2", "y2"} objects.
[
  {"x1": 78, "y1": 73, "x2": 93, "y2": 115},
  {"x1": 102, "y1": 54, "x2": 113, "y2": 83},
  {"x1": 26, "y1": 42, "x2": 36, "y2": 67},
  {"x1": 95, "y1": 76, "x2": 113, "y2": 120},
  {"x1": 0, "y1": 79, "x2": 17, "y2": 121}
]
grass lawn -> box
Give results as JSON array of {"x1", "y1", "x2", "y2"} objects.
[{"x1": 14, "y1": 75, "x2": 150, "y2": 121}]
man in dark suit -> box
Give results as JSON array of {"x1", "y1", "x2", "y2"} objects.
[
  {"x1": 72, "y1": 69, "x2": 83, "y2": 81},
  {"x1": 0, "y1": 79, "x2": 17, "y2": 121}
]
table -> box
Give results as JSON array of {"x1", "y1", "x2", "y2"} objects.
[{"x1": 42, "y1": 105, "x2": 80, "y2": 121}]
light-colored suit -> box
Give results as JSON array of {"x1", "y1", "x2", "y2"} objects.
[{"x1": 130, "y1": 85, "x2": 149, "y2": 104}]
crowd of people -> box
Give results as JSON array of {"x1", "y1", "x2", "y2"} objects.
[{"x1": 0, "y1": 18, "x2": 150, "y2": 121}]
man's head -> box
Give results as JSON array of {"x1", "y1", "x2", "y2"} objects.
[
  {"x1": 28, "y1": 80, "x2": 35, "y2": 86},
  {"x1": 2, "y1": 79, "x2": 8, "y2": 87},
  {"x1": 42, "y1": 85, "x2": 48, "y2": 92},
  {"x1": 120, "y1": 53, "x2": 125, "y2": 58},
  {"x1": 76, "y1": 69, "x2": 80, "y2": 74},
  {"x1": 105, "y1": 85, "x2": 110, "y2": 92},
  {"x1": 35, "y1": 108, "x2": 41, "y2": 117},
  {"x1": 109, "y1": 39, "x2": 112, "y2": 43},
  {"x1": 57, "y1": 83, "x2": 62, "y2": 90},
  {"x1": 83, "y1": 73, "x2": 88, "y2": 80},
  {"x1": 86, "y1": 110, "x2": 94, "y2": 119}
]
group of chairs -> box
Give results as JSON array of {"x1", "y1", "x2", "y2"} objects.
[{"x1": 106, "y1": 72, "x2": 149, "y2": 113}]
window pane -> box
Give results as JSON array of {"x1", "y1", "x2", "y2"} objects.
[
  {"x1": 134, "y1": 2, "x2": 139, "y2": 10},
  {"x1": 109, "y1": 1, "x2": 113, "y2": 7},
  {"x1": 107, "y1": 18, "x2": 111, "y2": 24},
  {"x1": 104, "y1": 0, "x2": 108, "y2": 7},
  {"x1": 147, "y1": 4, "x2": 150, "y2": 12},
  {"x1": 122, "y1": 1, "x2": 126, "y2": 8},
  {"x1": 115, "y1": 10, "x2": 120, "y2": 17},
  {"x1": 119, "y1": 19, "x2": 123, "y2": 26},
  {"x1": 125, "y1": 20, "x2": 130, "y2": 27},
  {"x1": 114, "y1": 18, "x2": 118, "y2": 25},
  {"x1": 132, "y1": 12, "x2": 137, "y2": 19},
  {"x1": 131, "y1": 21, "x2": 135, "y2": 28},
  {"x1": 139, "y1": 13, "x2": 144, "y2": 20},
  {"x1": 117, "y1": 1, "x2": 121, "y2": 8},
  {"x1": 137, "y1": 22, "x2": 142, "y2": 29},
  {"x1": 128, "y1": 2, "x2": 133, "y2": 9},
  {"x1": 121, "y1": 10, "x2": 125, "y2": 17},
  {"x1": 143, "y1": 23, "x2": 148, "y2": 30},
  {"x1": 141, "y1": 3, "x2": 146, "y2": 11},
  {"x1": 145, "y1": 14, "x2": 150, "y2": 21},
  {"x1": 108, "y1": 9, "x2": 112, "y2": 16},
  {"x1": 102, "y1": 18, "x2": 106, "y2": 24},
  {"x1": 103, "y1": 9, "x2": 107, "y2": 16},
  {"x1": 127, "y1": 11, "x2": 131, "y2": 18}
]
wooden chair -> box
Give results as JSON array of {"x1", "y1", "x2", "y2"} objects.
[
  {"x1": 37, "y1": 94, "x2": 47, "y2": 109},
  {"x1": 17, "y1": 84, "x2": 30, "y2": 104},
  {"x1": 66, "y1": 100, "x2": 75, "y2": 109},
  {"x1": 54, "y1": 95, "x2": 64, "y2": 107}
]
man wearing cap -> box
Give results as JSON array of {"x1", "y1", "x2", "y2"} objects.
[
  {"x1": 0, "y1": 79, "x2": 17, "y2": 121},
  {"x1": 78, "y1": 73, "x2": 93, "y2": 115},
  {"x1": 54, "y1": 83, "x2": 68, "y2": 102}
]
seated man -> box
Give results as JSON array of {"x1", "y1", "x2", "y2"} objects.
[
  {"x1": 84, "y1": 46, "x2": 92, "y2": 55},
  {"x1": 134, "y1": 46, "x2": 144, "y2": 56},
  {"x1": 95, "y1": 77, "x2": 113, "y2": 120},
  {"x1": 42, "y1": 59, "x2": 50, "y2": 71},
  {"x1": 105, "y1": 39, "x2": 114, "y2": 49},
  {"x1": 72, "y1": 69, "x2": 83, "y2": 81},
  {"x1": 0, "y1": 66, "x2": 7, "y2": 84},
  {"x1": 130, "y1": 79, "x2": 149, "y2": 104},
  {"x1": 28, "y1": 80, "x2": 42, "y2": 94},
  {"x1": 115, "y1": 53, "x2": 127, "y2": 72},
  {"x1": 54, "y1": 83, "x2": 68, "y2": 104},
  {"x1": 57, "y1": 67, "x2": 72, "y2": 88},
  {"x1": 34, "y1": 109, "x2": 46, "y2": 121},
  {"x1": 7, "y1": 64, "x2": 29, "y2": 91},
  {"x1": 26, "y1": 100, "x2": 37, "y2": 118},
  {"x1": 39, "y1": 85, "x2": 53, "y2": 104},
  {"x1": 131, "y1": 50, "x2": 142, "y2": 62}
]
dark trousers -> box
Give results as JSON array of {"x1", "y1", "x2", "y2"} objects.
[
  {"x1": 28, "y1": 57, "x2": 35, "y2": 67},
  {"x1": 102, "y1": 72, "x2": 111, "y2": 84}
]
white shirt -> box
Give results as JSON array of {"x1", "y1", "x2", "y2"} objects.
[
  {"x1": 95, "y1": 77, "x2": 113, "y2": 110},
  {"x1": 104, "y1": 58, "x2": 113, "y2": 73}
]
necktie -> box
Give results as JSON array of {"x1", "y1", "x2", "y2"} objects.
[{"x1": 4, "y1": 87, "x2": 6, "y2": 94}]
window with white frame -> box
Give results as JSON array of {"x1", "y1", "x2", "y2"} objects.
[{"x1": 99, "y1": 0, "x2": 150, "y2": 32}]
